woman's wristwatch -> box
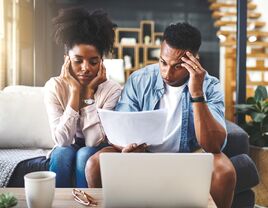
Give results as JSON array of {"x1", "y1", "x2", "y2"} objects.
[{"x1": 84, "y1": 98, "x2": 95, "y2": 105}]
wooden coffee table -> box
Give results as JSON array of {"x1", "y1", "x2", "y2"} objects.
[{"x1": 0, "y1": 188, "x2": 217, "y2": 207}]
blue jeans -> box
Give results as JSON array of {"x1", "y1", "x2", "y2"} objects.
[{"x1": 49, "y1": 140, "x2": 108, "y2": 188}]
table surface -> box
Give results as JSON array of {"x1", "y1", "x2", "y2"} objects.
[{"x1": 0, "y1": 188, "x2": 217, "y2": 208}]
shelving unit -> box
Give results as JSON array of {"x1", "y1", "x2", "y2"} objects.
[
  {"x1": 208, "y1": 0, "x2": 268, "y2": 121},
  {"x1": 111, "y1": 20, "x2": 163, "y2": 80}
]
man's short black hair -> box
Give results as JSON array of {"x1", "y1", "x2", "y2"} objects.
[
  {"x1": 163, "y1": 22, "x2": 201, "y2": 54},
  {"x1": 52, "y1": 7, "x2": 117, "y2": 56}
]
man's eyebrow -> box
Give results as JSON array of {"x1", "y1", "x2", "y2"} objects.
[
  {"x1": 159, "y1": 56, "x2": 166, "y2": 62},
  {"x1": 160, "y1": 56, "x2": 182, "y2": 67}
]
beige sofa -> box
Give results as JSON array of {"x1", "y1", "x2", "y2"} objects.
[{"x1": 0, "y1": 85, "x2": 53, "y2": 187}]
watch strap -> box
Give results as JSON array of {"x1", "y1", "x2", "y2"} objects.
[{"x1": 190, "y1": 95, "x2": 206, "y2": 103}]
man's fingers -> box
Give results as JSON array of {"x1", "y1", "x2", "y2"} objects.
[
  {"x1": 185, "y1": 51, "x2": 204, "y2": 71},
  {"x1": 122, "y1": 143, "x2": 137, "y2": 153},
  {"x1": 134, "y1": 143, "x2": 147, "y2": 152},
  {"x1": 122, "y1": 143, "x2": 147, "y2": 153},
  {"x1": 181, "y1": 63, "x2": 196, "y2": 74},
  {"x1": 112, "y1": 144, "x2": 123, "y2": 152},
  {"x1": 181, "y1": 57, "x2": 199, "y2": 71},
  {"x1": 186, "y1": 52, "x2": 201, "y2": 67}
]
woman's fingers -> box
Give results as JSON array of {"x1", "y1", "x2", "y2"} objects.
[
  {"x1": 61, "y1": 56, "x2": 69, "y2": 77},
  {"x1": 99, "y1": 60, "x2": 107, "y2": 79}
]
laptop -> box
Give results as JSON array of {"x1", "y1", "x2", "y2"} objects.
[{"x1": 100, "y1": 153, "x2": 213, "y2": 208}]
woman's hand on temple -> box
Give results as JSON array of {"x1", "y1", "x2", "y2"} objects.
[{"x1": 61, "y1": 56, "x2": 81, "y2": 93}]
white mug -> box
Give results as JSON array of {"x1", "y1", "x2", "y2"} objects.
[{"x1": 24, "y1": 171, "x2": 56, "y2": 208}]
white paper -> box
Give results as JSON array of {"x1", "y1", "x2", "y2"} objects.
[{"x1": 97, "y1": 109, "x2": 167, "y2": 147}]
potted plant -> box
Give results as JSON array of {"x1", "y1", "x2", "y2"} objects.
[
  {"x1": 236, "y1": 86, "x2": 268, "y2": 206},
  {"x1": 0, "y1": 193, "x2": 18, "y2": 208}
]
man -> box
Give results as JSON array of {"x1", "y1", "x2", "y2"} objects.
[{"x1": 85, "y1": 22, "x2": 236, "y2": 208}]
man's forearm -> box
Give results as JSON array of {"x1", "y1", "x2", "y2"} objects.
[{"x1": 192, "y1": 102, "x2": 226, "y2": 153}]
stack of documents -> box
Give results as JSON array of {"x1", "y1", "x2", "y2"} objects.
[{"x1": 97, "y1": 109, "x2": 167, "y2": 147}]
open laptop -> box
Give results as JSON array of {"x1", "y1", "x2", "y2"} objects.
[{"x1": 100, "y1": 153, "x2": 213, "y2": 208}]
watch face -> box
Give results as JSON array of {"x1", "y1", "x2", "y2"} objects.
[{"x1": 84, "y1": 99, "x2": 94, "y2": 105}]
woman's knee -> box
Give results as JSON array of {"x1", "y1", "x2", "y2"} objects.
[
  {"x1": 77, "y1": 147, "x2": 98, "y2": 161},
  {"x1": 50, "y1": 146, "x2": 76, "y2": 167},
  {"x1": 76, "y1": 147, "x2": 99, "y2": 171}
]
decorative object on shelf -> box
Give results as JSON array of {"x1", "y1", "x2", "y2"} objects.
[
  {"x1": 150, "y1": 48, "x2": 161, "y2": 59},
  {"x1": 144, "y1": 35, "x2": 151, "y2": 45},
  {"x1": 103, "y1": 59, "x2": 125, "y2": 84},
  {"x1": 155, "y1": 38, "x2": 161, "y2": 46},
  {"x1": 124, "y1": 55, "x2": 132, "y2": 70},
  {"x1": 120, "y1": 37, "x2": 136, "y2": 45},
  {"x1": 0, "y1": 192, "x2": 18, "y2": 208},
  {"x1": 236, "y1": 86, "x2": 268, "y2": 206},
  {"x1": 113, "y1": 20, "x2": 163, "y2": 81}
]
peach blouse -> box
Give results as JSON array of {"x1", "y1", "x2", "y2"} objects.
[{"x1": 44, "y1": 77, "x2": 122, "y2": 147}]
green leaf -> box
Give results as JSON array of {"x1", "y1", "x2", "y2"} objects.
[
  {"x1": 235, "y1": 104, "x2": 255, "y2": 114},
  {"x1": 247, "y1": 97, "x2": 256, "y2": 104},
  {"x1": 254, "y1": 86, "x2": 268, "y2": 102},
  {"x1": 237, "y1": 86, "x2": 268, "y2": 147},
  {"x1": 0, "y1": 193, "x2": 18, "y2": 208},
  {"x1": 250, "y1": 112, "x2": 267, "y2": 122},
  {"x1": 259, "y1": 100, "x2": 268, "y2": 112}
]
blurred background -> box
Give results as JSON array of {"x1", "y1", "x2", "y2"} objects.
[{"x1": 1, "y1": 0, "x2": 268, "y2": 121}]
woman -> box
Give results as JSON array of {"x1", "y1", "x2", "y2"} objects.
[{"x1": 44, "y1": 7, "x2": 121, "y2": 187}]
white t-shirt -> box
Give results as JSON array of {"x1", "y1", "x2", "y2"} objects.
[{"x1": 148, "y1": 83, "x2": 186, "y2": 152}]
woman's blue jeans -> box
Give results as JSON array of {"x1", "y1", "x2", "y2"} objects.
[{"x1": 49, "y1": 140, "x2": 108, "y2": 188}]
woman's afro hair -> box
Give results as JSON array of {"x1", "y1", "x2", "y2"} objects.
[{"x1": 52, "y1": 7, "x2": 117, "y2": 56}]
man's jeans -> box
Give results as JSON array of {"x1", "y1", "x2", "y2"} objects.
[{"x1": 49, "y1": 139, "x2": 109, "y2": 188}]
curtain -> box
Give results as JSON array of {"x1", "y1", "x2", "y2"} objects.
[{"x1": 0, "y1": 0, "x2": 34, "y2": 90}]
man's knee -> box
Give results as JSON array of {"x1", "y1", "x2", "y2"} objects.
[
  {"x1": 85, "y1": 152, "x2": 100, "y2": 177},
  {"x1": 85, "y1": 146, "x2": 117, "y2": 178},
  {"x1": 213, "y1": 156, "x2": 236, "y2": 188}
]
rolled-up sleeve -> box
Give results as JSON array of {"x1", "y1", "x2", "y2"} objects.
[{"x1": 206, "y1": 81, "x2": 227, "y2": 150}]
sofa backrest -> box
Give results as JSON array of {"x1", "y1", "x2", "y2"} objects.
[
  {"x1": 0, "y1": 85, "x2": 54, "y2": 149},
  {"x1": 224, "y1": 120, "x2": 249, "y2": 158}
]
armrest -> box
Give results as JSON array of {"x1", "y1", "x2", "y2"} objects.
[{"x1": 230, "y1": 154, "x2": 259, "y2": 194}]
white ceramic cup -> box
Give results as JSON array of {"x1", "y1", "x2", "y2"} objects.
[{"x1": 24, "y1": 171, "x2": 56, "y2": 208}]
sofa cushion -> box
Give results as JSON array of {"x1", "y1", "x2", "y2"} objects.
[
  {"x1": 0, "y1": 86, "x2": 54, "y2": 148},
  {"x1": 230, "y1": 154, "x2": 259, "y2": 194},
  {"x1": 231, "y1": 189, "x2": 255, "y2": 208}
]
